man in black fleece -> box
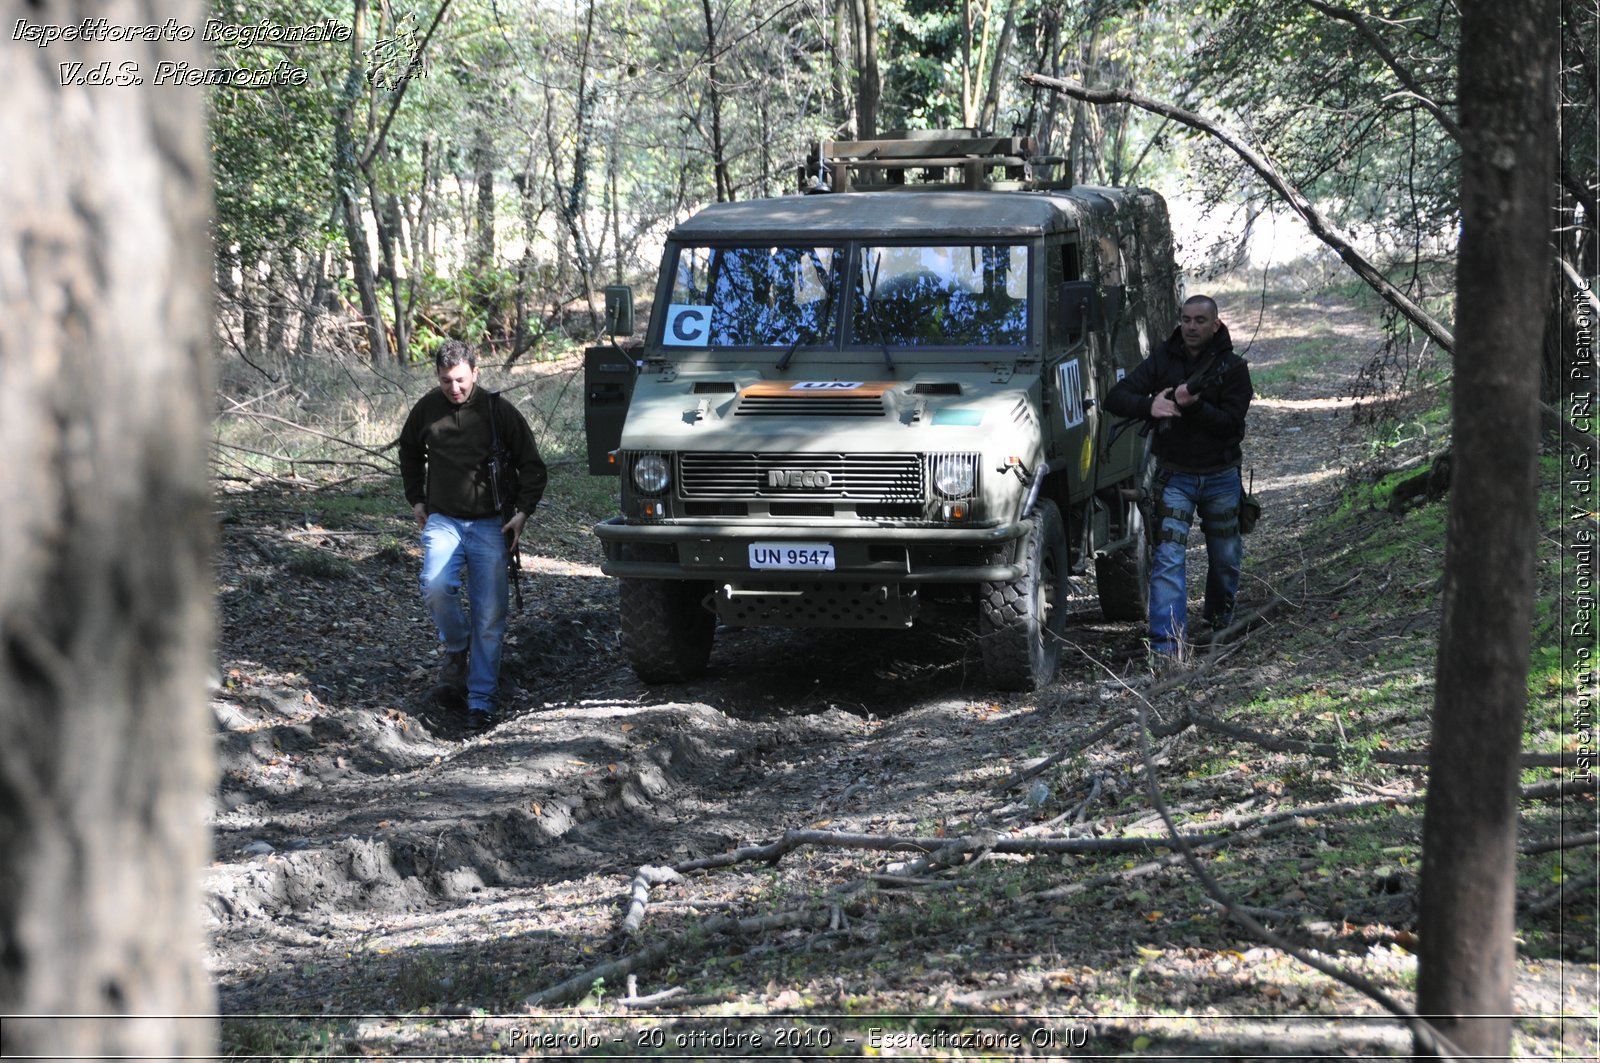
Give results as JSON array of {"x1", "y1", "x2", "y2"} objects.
[
  {"x1": 1103, "y1": 295, "x2": 1254, "y2": 660},
  {"x1": 399, "y1": 341, "x2": 547, "y2": 728}
]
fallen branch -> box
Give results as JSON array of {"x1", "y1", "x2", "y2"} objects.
[
  {"x1": 217, "y1": 403, "x2": 399, "y2": 461},
  {"x1": 674, "y1": 828, "x2": 1240, "y2": 879},
  {"x1": 1026, "y1": 817, "x2": 1301, "y2": 902},
  {"x1": 1020, "y1": 70, "x2": 1595, "y2": 453},
  {"x1": 526, "y1": 908, "x2": 829, "y2": 1008},
  {"x1": 620, "y1": 865, "x2": 683, "y2": 936},
  {"x1": 1130, "y1": 695, "x2": 1466, "y2": 1059},
  {"x1": 212, "y1": 440, "x2": 394, "y2": 476},
  {"x1": 617, "y1": 984, "x2": 686, "y2": 1009},
  {"x1": 990, "y1": 716, "x2": 1124, "y2": 793},
  {"x1": 1522, "y1": 869, "x2": 1599, "y2": 916},
  {"x1": 523, "y1": 939, "x2": 677, "y2": 1009},
  {"x1": 1188, "y1": 708, "x2": 1576, "y2": 768},
  {"x1": 1519, "y1": 830, "x2": 1600, "y2": 856}
]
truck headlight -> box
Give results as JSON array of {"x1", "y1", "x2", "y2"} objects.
[
  {"x1": 930, "y1": 452, "x2": 978, "y2": 498},
  {"x1": 632, "y1": 453, "x2": 671, "y2": 495}
]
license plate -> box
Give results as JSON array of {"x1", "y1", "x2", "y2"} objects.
[{"x1": 748, "y1": 542, "x2": 836, "y2": 571}]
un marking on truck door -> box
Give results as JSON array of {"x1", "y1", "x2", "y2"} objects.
[{"x1": 1058, "y1": 359, "x2": 1086, "y2": 428}]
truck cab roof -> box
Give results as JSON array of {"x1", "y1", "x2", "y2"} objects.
[{"x1": 669, "y1": 188, "x2": 1138, "y2": 243}]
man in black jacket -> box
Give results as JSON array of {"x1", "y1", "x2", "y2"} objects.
[
  {"x1": 399, "y1": 341, "x2": 548, "y2": 729},
  {"x1": 1103, "y1": 295, "x2": 1253, "y2": 660}
]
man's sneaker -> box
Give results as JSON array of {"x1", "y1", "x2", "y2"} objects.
[
  {"x1": 465, "y1": 709, "x2": 494, "y2": 734},
  {"x1": 439, "y1": 649, "x2": 469, "y2": 688}
]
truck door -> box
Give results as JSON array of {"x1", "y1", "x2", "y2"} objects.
[{"x1": 1045, "y1": 236, "x2": 1096, "y2": 503}]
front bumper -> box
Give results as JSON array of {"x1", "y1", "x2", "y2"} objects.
[{"x1": 593, "y1": 516, "x2": 1029, "y2": 583}]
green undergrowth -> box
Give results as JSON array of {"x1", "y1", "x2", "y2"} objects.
[{"x1": 1255, "y1": 450, "x2": 1582, "y2": 762}]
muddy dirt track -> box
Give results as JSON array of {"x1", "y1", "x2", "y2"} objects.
[{"x1": 208, "y1": 291, "x2": 1597, "y2": 1059}]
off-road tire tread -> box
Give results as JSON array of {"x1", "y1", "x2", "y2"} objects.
[
  {"x1": 617, "y1": 545, "x2": 714, "y2": 683},
  {"x1": 978, "y1": 499, "x2": 1066, "y2": 691}
]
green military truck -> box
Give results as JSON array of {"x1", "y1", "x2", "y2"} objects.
[{"x1": 585, "y1": 130, "x2": 1179, "y2": 690}]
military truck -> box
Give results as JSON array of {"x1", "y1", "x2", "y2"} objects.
[{"x1": 584, "y1": 130, "x2": 1179, "y2": 690}]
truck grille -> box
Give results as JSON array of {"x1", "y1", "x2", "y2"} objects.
[
  {"x1": 679, "y1": 453, "x2": 923, "y2": 501},
  {"x1": 735, "y1": 394, "x2": 886, "y2": 417}
]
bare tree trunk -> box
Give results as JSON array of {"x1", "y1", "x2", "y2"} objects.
[
  {"x1": 470, "y1": 123, "x2": 498, "y2": 340},
  {"x1": 265, "y1": 250, "x2": 292, "y2": 358},
  {"x1": 295, "y1": 249, "x2": 329, "y2": 361},
  {"x1": 608, "y1": 123, "x2": 623, "y2": 284},
  {"x1": 336, "y1": 0, "x2": 390, "y2": 362},
  {"x1": 700, "y1": 0, "x2": 734, "y2": 202},
  {"x1": 1415, "y1": 0, "x2": 1557, "y2": 1057},
  {"x1": 1035, "y1": 8, "x2": 1064, "y2": 157},
  {"x1": 0, "y1": 6, "x2": 216, "y2": 1059},
  {"x1": 979, "y1": 0, "x2": 1020, "y2": 134},
  {"x1": 961, "y1": 0, "x2": 975, "y2": 127},
  {"x1": 833, "y1": 0, "x2": 853, "y2": 136},
  {"x1": 547, "y1": 1, "x2": 602, "y2": 334},
  {"x1": 856, "y1": 0, "x2": 880, "y2": 139},
  {"x1": 240, "y1": 255, "x2": 264, "y2": 359}
]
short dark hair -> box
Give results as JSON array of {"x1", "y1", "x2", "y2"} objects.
[
  {"x1": 434, "y1": 339, "x2": 476, "y2": 372},
  {"x1": 1183, "y1": 294, "x2": 1220, "y2": 318}
]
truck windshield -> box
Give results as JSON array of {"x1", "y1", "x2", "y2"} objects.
[
  {"x1": 852, "y1": 244, "x2": 1029, "y2": 347},
  {"x1": 661, "y1": 245, "x2": 839, "y2": 348}
]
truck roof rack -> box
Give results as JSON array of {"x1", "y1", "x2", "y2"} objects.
[{"x1": 800, "y1": 129, "x2": 1071, "y2": 194}]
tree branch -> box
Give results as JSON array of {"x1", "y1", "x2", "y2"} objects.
[
  {"x1": 526, "y1": 909, "x2": 829, "y2": 1008},
  {"x1": 217, "y1": 403, "x2": 400, "y2": 461},
  {"x1": 359, "y1": 0, "x2": 455, "y2": 173},
  {"x1": 1020, "y1": 72, "x2": 1457, "y2": 355},
  {"x1": 1520, "y1": 830, "x2": 1600, "y2": 856},
  {"x1": 211, "y1": 441, "x2": 393, "y2": 477},
  {"x1": 1301, "y1": 0, "x2": 1461, "y2": 140},
  {"x1": 1130, "y1": 696, "x2": 1467, "y2": 1059},
  {"x1": 620, "y1": 864, "x2": 682, "y2": 936},
  {"x1": 1188, "y1": 708, "x2": 1575, "y2": 769}
]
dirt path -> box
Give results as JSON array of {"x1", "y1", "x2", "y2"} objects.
[{"x1": 209, "y1": 291, "x2": 1596, "y2": 1059}]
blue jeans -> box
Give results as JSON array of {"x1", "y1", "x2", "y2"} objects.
[
  {"x1": 420, "y1": 514, "x2": 508, "y2": 713},
  {"x1": 1149, "y1": 466, "x2": 1243, "y2": 657}
]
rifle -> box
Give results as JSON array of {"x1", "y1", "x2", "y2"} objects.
[
  {"x1": 486, "y1": 392, "x2": 524, "y2": 613},
  {"x1": 1104, "y1": 349, "x2": 1237, "y2": 453},
  {"x1": 1154, "y1": 349, "x2": 1234, "y2": 434}
]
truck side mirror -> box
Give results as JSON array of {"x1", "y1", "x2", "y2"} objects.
[
  {"x1": 1058, "y1": 280, "x2": 1102, "y2": 335},
  {"x1": 603, "y1": 284, "x2": 635, "y2": 338}
]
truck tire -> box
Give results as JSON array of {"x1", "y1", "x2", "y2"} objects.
[
  {"x1": 1096, "y1": 499, "x2": 1150, "y2": 622},
  {"x1": 617, "y1": 545, "x2": 715, "y2": 682},
  {"x1": 978, "y1": 498, "x2": 1068, "y2": 691}
]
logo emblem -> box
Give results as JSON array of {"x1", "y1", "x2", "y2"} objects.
[{"x1": 767, "y1": 469, "x2": 833, "y2": 489}]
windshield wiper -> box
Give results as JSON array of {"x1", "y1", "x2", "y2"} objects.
[{"x1": 776, "y1": 251, "x2": 837, "y2": 370}]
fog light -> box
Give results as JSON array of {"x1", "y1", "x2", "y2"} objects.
[{"x1": 942, "y1": 501, "x2": 969, "y2": 522}]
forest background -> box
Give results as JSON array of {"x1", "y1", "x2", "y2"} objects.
[{"x1": 213, "y1": 0, "x2": 1586, "y2": 395}]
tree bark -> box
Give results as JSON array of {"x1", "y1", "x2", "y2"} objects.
[
  {"x1": 336, "y1": 0, "x2": 390, "y2": 362},
  {"x1": 856, "y1": 0, "x2": 880, "y2": 139},
  {"x1": 835, "y1": 0, "x2": 855, "y2": 137},
  {"x1": 469, "y1": 122, "x2": 498, "y2": 339},
  {"x1": 0, "y1": 4, "x2": 217, "y2": 1058},
  {"x1": 1415, "y1": 0, "x2": 1558, "y2": 1057},
  {"x1": 700, "y1": 0, "x2": 734, "y2": 202}
]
